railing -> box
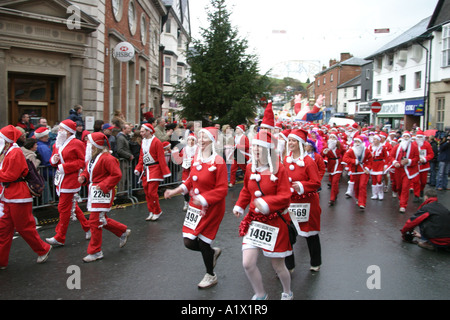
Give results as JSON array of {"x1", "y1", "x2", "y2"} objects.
[{"x1": 32, "y1": 158, "x2": 183, "y2": 210}]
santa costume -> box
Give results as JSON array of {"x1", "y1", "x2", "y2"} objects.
[
  {"x1": 342, "y1": 135, "x2": 373, "y2": 209},
  {"x1": 284, "y1": 129, "x2": 322, "y2": 271},
  {"x1": 414, "y1": 130, "x2": 434, "y2": 200},
  {"x1": 368, "y1": 133, "x2": 389, "y2": 200},
  {"x1": 172, "y1": 133, "x2": 198, "y2": 210},
  {"x1": 47, "y1": 119, "x2": 90, "y2": 246},
  {"x1": 165, "y1": 127, "x2": 228, "y2": 289},
  {"x1": 230, "y1": 124, "x2": 250, "y2": 187},
  {"x1": 233, "y1": 130, "x2": 293, "y2": 300},
  {"x1": 321, "y1": 132, "x2": 345, "y2": 205},
  {"x1": 79, "y1": 133, "x2": 130, "y2": 262},
  {"x1": 388, "y1": 131, "x2": 420, "y2": 212},
  {"x1": 134, "y1": 123, "x2": 171, "y2": 221},
  {"x1": 0, "y1": 125, "x2": 51, "y2": 267}
]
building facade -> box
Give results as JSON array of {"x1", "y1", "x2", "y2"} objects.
[{"x1": 0, "y1": 0, "x2": 174, "y2": 129}]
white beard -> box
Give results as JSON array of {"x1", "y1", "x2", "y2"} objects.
[
  {"x1": 184, "y1": 144, "x2": 198, "y2": 158},
  {"x1": 327, "y1": 139, "x2": 337, "y2": 150},
  {"x1": 353, "y1": 144, "x2": 364, "y2": 158},
  {"x1": 416, "y1": 138, "x2": 424, "y2": 148},
  {"x1": 400, "y1": 139, "x2": 410, "y2": 151},
  {"x1": 277, "y1": 139, "x2": 286, "y2": 155},
  {"x1": 85, "y1": 142, "x2": 93, "y2": 163},
  {"x1": 55, "y1": 131, "x2": 68, "y2": 149}
]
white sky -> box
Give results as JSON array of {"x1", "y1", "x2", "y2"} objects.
[{"x1": 189, "y1": 0, "x2": 439, "y2": 81}]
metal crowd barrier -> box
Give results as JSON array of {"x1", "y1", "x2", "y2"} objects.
[{"x1": 32, "y1": 158, "x2": 183, "y2": 210}]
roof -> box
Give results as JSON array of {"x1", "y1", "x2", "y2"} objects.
[
  {"x1": 428, "y1": 0, "x2": 450, "y2": 29},
  {"x1": 366, "y1": 16, "x2": 431, "y2": 60},
  {"x1": 315, "y1": 57, "x2": 370, "y2": 77},
  {"x1": 337, "y1": 75, "x2": 361, "y2": 89}
]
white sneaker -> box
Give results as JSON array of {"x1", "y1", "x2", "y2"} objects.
[
  {"x1": 146, "y1": 212, "x2": 153, "y2": 221},
  {"x1": 183, "y1": 201, "x2": 189, "y2": 211},
  {"x1": 119, "y1": 229, "x2": 131, "y2": 248},
  {"x1": 151, "y1": 212, "x2": 162, "y2": 221},
  {"x1": 392, "y1": 192, "x2": 398, "y2": 198},
  {"x1": 251, "y1": 293, "x2": 268, "y2": 300},
  {"x1": 45, "y1": 237, "x2": 64, "y2": 246},
  {"x1": 83, "y1": 251, "x2": 104, "y2": 263},
  {"x1": 281, "y1": 292, "x2": 294, "y2": 300},
  {"x1": 85, "y1": 230, "x2": 91, "y2": 240},
  {"x1": 37, "y1": 246, "x2": 52, "y2": 264},
  {"x1": 399, "y1": 207, "x2": 406, "y2": 213},
  {"x1": 197, "y1": 273, "x2": 218, "y2": 289},
  {"x1": 310, "y1": 265, "x2": 320, "y2": 272}
]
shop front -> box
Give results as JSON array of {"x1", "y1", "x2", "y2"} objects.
[
  {"x1": 404, "y1": 99, "x2": 425, "y2": 130},
  {"x1": 375, "y1": 101, "x2": 405, "y2": 130}
]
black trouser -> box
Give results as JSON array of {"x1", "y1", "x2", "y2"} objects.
[
  {"x1": 285, "y1": 234, "x2": 322, "y2": 270},
  {"x1": 183, "y1": 238, "x2": 215, "y2": 275}
]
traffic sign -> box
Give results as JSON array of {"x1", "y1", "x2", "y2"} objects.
[{"x1": 371, "y1": 102, "x2": 382, "y2": 113}]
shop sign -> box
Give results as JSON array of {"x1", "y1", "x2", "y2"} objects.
[{"x1": 405, "y1": 99, "x2": 424, "y2": 116}]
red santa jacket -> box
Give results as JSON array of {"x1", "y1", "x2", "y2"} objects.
[
  {"x1": 135, "y1": 136, "x2": 171, "y2": 182},
  {"x1": 418, "y1": 140, "x2": 434, "y2": 172},
  {"x1": 321, "y1": 146, "x2": 345, "y2": 175},
  {"x1": 368, "y1": 144, "x2": 388, "y2": 175},
  {"x1": 81, "y1": 152, "x2": 122, "y2": 212},
  {"x1": 342, "y1": 147, "x2": 373, "y2": 175},
  {"x1": 388, "y1": 142, "x2": 420, "y2": 179},
  {"x1": 51, "y1": 135, "x2": 85, "y2": 194},
  {"x1": 0, "y1": 145, "x2": 32, "y2": 203}
]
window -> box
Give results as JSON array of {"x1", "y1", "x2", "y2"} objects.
[
  {"x1": 365, "y1": 69, "x2": 370, "y2": 80},
  {"x1": 177, "y1": 66, "x2": 183, "y2": 84},
  {"x1": 443, "y1": 24, "x2": 450, "y2": 67},
  {"x1": 399, "y1": 75, "x2": 406, "y2": 91},
  {"x1": 353, "y1": 86, "x2": 357, "y2": 98},
  {"x1": 436, "y1": 98, "x2": 445, "y2": 130},
  {"x1": 344, "y1": 88, "x2": 347, "y2": 98},
  {"x1": 330, "y1": 74, "x2": 333, "y2": 82},
  {"x1": 112, "y1": 0, "x2": 123, "y2": 22},
  {"x1": 164, "y1": 57, "x2": 172, "y2": 83},
  {"x1": 128, "y1": 1, "x2": 137, "y2": 35},
  {"x1": 323, "y1": 77, "x2": 326, "y2": 85},
  {"x1": 387, "y1": 78, "x2": 393, "y2": 93},
  {"x1": 165, "y1": 18, "x2": 171, "y2": 34},
  {"x1": 140, "y1": 15, "x2": 146, "y2": 45},
  {"x1": 415, "y1": 71, "x2": 422, "y2": 89},
  {"x1": 376, "y1": 81, "x2": 381, "y2": 95}
]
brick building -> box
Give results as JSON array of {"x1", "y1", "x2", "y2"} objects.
[{"x1": 314, "y1": 53, "x2": 369, "y2": 118}]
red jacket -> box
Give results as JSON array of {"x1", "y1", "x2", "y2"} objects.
[
  {"x1": 418, "y1": 140, "x2": 434, "y2": 172},
  {"x1": 388, "y1": 142, "x2": 420, "y2": 179},
  {"x1": 135, "y1": 136, "x2": 171, "y2": 182},
  {"x1": 343, "y1": 147, "x2": 373, "y2": 175},
  {"x1": 81, "y1": 152, "x2": 122, "y2": 212},
  {"x1": 0, "y1": 145, "x2": 32, "y2": 203}
]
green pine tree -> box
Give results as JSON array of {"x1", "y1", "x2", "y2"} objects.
[{"x1": 176, "y1": 0, "x2": 268, "y2": 127}]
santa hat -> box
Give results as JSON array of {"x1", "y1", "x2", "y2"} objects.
[
  {"x1": 88, "y1": 132, "x2": 111, "y2": 150},
  {"x1": 275, "y1": 122, "x2": 283, "y2": 129},
  {"x1": 260, "y1": 101, "x2": 275, "y2": 130},
  {"x1": 352, "y1": 122, "x2": 359, "y2": 129},
  {"x1": 372, "y1": 133, "x2": 381, "y2": 140},
  {"x1": 198, "y1": 127, "x2": 218, "y2": 143},
  {"x1": 379, "y1": 131, "x2": 388, "y2": 139},
  {"x1": 236, "y1": 125, "x2": 246, "y2": 134},
  {"x1": 162, "y1": 141, "x2": 171, "y2": 149},
  {"x1": 142, "y1": 123, "x2": 155, "y2": 134},
  {"x1": 416, "y1": 130, "x2": 425, "y2": 137},
  {"x1": 0, "y1": 125, "x2": 23, "y2": 143},
  {"x1": 60, "y1": 119, "x2": 77, "y2": 134},
  {"x1": 279, "y1": 129, "x2": 291, "y2": 142},
  {"x1": 353, "y1": 135, "x2": 363, "y2": 143},
  {"x1": 402, "y1": 131, "x2": 411, "y2": 137},
  {"x1": 288, "y1": 129, "x2": 308, "y2": 144},
  {"x1": 251, "y1": 131, "x2": 277, "y2": 182},
  {"x1": 35, "y1": 127, "x2": 50, "y2": 139},
  {"x1": 187, "y1": 133, "x2": 197, "y2": 141}
]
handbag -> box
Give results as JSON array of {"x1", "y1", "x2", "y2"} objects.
[{"x1": 255, "y1": 179, "x2": 297, "y2": 245}]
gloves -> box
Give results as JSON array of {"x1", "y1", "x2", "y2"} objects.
[{"x1": 98, "y1": 212, "x2": 107, "y2": 228}]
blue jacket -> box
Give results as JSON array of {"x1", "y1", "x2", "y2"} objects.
[{"x1": 37, "y1": 139, "x2": 54, "y2": 179}]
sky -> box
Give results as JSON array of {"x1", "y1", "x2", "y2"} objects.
[{"x1": 188, "y1": 0, "x2": 439, "y2": 81}]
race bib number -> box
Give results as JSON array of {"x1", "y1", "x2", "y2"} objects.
[
  {"x1": 420, "y1": 149, "x2": 427, "y2": 158},
  {"x1": 90, "y1": 186, "x2": 112, "y2": 204},
  {"x1": 289, "y1": 203, "x2": 310, "y2": 223},
  {"x1": 184, "y1": 206, "x2": 202, "y2": 230},
  {"x1": 243, "y1": 221, "x2": 279, "y2": 251},
  {"x1": 143, "y1": 153, "x2": 153, "y2": 166}
]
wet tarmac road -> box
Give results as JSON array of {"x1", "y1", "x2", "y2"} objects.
[{"x1": 1, "y1": 177, "x2": 449, "y2": 300}]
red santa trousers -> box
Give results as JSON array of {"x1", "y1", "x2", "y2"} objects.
[
  {"x1": 393, "y1": 170, "x2": 419, "y2": 209},
  {"x1": 144, "y1": 181, "x2": 161, "y2": 214},
  {"x1": 230, "y1": 160, "x2": 246, "y2": 185},
  {"x1": 0, "y1": 202, "x2": 50, "y2": 266},
  {"x1": 353, "y1": 174, "x2": 370, "y2": 207},
  {"x1": 55, "y1": 193, "x2": 90, "y2": 244},
  {"x1": 87, "y1": 211, "x2": 127, "y2": 254},
  {"x1": 329, "y1": 173, "x2": 341, "y2": 202},
  {"x1": 413, "y1": 171, "x2": 428, "y2": 197}
]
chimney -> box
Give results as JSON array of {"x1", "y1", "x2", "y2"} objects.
[
  {"x1": 329, "y1": 59, "x2": 337, "y2": 67},
  {"x1": 340, "y1": 52, "x2": 352, "y2": 62}
]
